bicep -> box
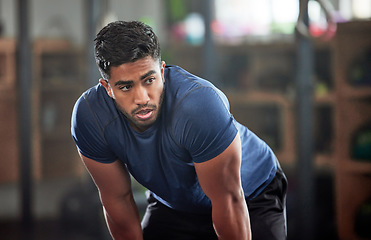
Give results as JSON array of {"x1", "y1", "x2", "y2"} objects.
[
  {"x1": 194, "y1": 133, "x2": 243, "y2": 202},
  {"x1": 80, "y1": 153, "x2": 132, "y2": 200}
]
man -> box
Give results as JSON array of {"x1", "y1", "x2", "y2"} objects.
[{"x1": 71, "y1": 21, "x2": 287, "y2": 240}]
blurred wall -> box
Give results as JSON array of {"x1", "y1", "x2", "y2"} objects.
[{"x1": 0, "y1": 0, "x2": 165, "y2": 46}]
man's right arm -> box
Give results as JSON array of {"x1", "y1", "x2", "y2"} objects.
[{"x1": 80, "y1": 153, "x2": 143, "y2": 240}]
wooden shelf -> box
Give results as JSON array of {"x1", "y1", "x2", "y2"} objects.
[
  {"x1": 225, "y1": 90, "x2": 296, "y2": 165},
  {"x1": 0, "y1": 39, "x2": 18, "y2": 183},
  {"x1": 335, "y1": 171, "x2": 371, "y2": 240},
  {"x1": 33, "y1": 39, "x2": 71, "y2": 53},
  {"x1": 42, "y1": 130, "x2": 73, "y2": 141},
  {"x1": 0, "y1": 39, "x2": 16, "y2": 90},
  {"x1": 333, "y1": 20, "x2": 371, "y2": 240},
  {"x1": 41, "y1": 85, "x2": 79, "y2": 92},
  {"x1": 315, "y1": 153, "x2": 334, "y2": 169},
  {"x1": 225, "y1": 90, "x2": 291, "y2": 106},
  {"x1": 338, "y1": 160, "x2": 371, "y2": 175},
  {"x1": 33, "y1": 39, "x2": 84, "y2": 180},
  {"x1": 339, "y1": 87, "x2": 371, "y2": 99},
  {"x1": 315, "y1": 92, "x2": 336, "y2": 104}
]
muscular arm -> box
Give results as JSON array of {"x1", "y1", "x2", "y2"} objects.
[
  {"x1": 194, "y1": 133, "x2": 251, "y2": 240},
  {"x1": 80, "y1": 154, "x2": 143, "y2": 240}
]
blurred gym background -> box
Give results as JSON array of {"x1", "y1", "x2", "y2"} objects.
[{"x1": 0, "y1": 0, "x2": 370, "y2": 239}]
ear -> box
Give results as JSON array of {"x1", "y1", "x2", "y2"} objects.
[
  {"x1": 99, "y1": 79, "x2": 114, "y2": 98},
  {"x1": 160, "y1": 61, "x2": 166, "y2": 83}
]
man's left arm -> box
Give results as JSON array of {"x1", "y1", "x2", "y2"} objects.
[{"x1": 194, "y1": 133, "x2": 251, "y2": 240}]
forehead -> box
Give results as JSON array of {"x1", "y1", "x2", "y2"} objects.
[{"x1": 109, "y1": 56, "x2": 160, "y2": 81}]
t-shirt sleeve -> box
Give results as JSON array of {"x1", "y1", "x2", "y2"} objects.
[
  {"x1": 173, "y1": 86, "x2": 238, "y2": 163},
  {"x1": 71, "y1": 95, "x2": 117, "y2": 163}
]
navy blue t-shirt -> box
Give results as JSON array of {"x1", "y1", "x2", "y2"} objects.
[{"x1": 71, "y1": 65, "x2": 277, "y2": 214}]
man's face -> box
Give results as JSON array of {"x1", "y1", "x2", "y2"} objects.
[{"x1": 100, "y1": 56, "x2": 166, "y2": 132}]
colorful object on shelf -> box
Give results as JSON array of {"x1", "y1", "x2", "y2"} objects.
[
  {"x1": 351, "y1": 123, "x2": 371, "y2": 161},
  {"x1": 348, "y1": 50, "x2": 371, "y2": 86},
  {"x1": 170, "y1": 13, "x2": 205, "y2": 46}
]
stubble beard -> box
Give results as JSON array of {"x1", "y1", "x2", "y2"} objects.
[{"x1": 116, "y1": 87, "x2": 165, "y2": 132}]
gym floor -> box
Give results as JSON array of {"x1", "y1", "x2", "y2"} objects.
[
  {"x1": 0, "y1": 220, "x2": 105, "y2": 240},
  {"x1": 0, "y1": 176, "x2": 146, "y2": 240},
  {"x1": 0, "y1": 172, "x2": 338, "y2": 240}
]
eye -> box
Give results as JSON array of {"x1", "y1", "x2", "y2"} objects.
[
  {"x1": 119, "y1": 85, "x2": 132, "y2": 91},
  {"x1": 145, "y1": 77, "x2": 155, "y2": 85}
]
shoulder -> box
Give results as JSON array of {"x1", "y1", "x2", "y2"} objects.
[
  {"x1": 72, "y1": 84, "x2": 119, "y2": 127},
  {"x1": 165, "y1": 65, "x2": 230, "y2": 111},
  {"x1": 71, "y1": 84, "x2": 119, "y2": 163},
  {"x1": 165, "y1": 65, "x2": 215, "y2": 90},
  {"x1": 164, "y1": 65, "x2": 233, "y2": 132},
  {"x1": 165, "y1": 69, "x2": 237, "y2": 162}
]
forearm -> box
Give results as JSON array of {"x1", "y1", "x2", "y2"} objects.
[
  {"x1": 212, "y1": 192, "x2": 251, "y2": 240},
  {"x1": 102, "y1": 193, "x2": 143, "y2": 240}
]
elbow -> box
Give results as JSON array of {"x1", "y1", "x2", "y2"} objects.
[
  {"x1": 231, "y1": 188, "x2": 245, "y2": 203},
  {"x1": 221, "y1": 187, "x2": 245, "y2": 207}
]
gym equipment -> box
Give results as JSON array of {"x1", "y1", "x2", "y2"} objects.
[
  {"x1": 348, "y1": 50, "x2": 371, "y2": 87},
  {"x1": 296, "y1": 0, "x2": 337, "y2": 41},
  {"x1": 355, "y1": 198, "x2": 371, "y2": 238},
  {"x1": 351, "y1": 122, "x2": 371, "y2": 161}
]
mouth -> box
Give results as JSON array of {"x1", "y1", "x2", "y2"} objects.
[{"x1": 135, "y1": 108, "x2": 154, "y2": 120}]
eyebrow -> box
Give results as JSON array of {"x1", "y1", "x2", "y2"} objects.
[
  {"x1": 114, "y1": 80, "x2": 133, "y2": 87},
  {"x1": 140, "y1": 70, "x2": 156, "y2": 80},
  {"x1": 114, "y1": 70, "x2": 157, "y2": 87}
]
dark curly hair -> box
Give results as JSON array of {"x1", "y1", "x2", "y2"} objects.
[{"x1": 94, "y1": 21, "x2": 161, "y2": 80}]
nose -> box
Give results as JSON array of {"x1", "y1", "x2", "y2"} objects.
[{"x1": 133, "y1": 85, "x2": 150, "y2": 105}]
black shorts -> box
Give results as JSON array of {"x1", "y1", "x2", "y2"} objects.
[{"x1": 141, "y1": 167, "x2": 287, "y2": 240}]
